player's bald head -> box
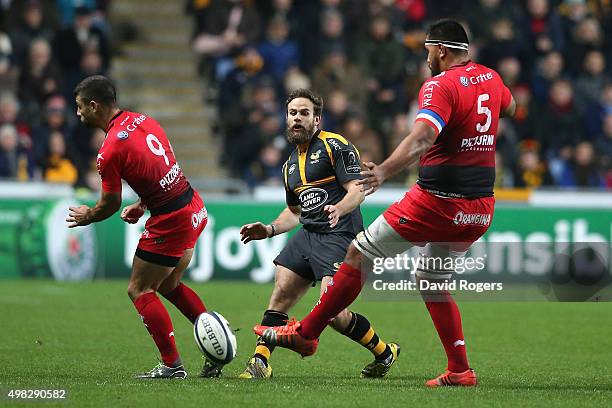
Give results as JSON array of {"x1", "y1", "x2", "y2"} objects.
[
  {"x1": 426, "y1": 19, "x2": 469, "y2": 55},
  {"x1": 74, "y1": 75, "x2": 117, "y2": 105}
]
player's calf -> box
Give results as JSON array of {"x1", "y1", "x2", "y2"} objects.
[{"x1": 335, "y1": 312, "x2": 398, "y2": 377}]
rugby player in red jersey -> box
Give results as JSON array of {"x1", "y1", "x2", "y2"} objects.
[
  {"x1": 254, "y1": 19, "x2": 516, "y2": 387},
  {"x1": 66, "y1": 75, "x2": 217, "y2": 379}
]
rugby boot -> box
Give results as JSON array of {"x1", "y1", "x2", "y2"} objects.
[
  {"x1": 425, "y1": 368, "x2": 478, "y2": 387},
  {"x1": 360, "y1": 342, "x2": 401, "y2": 378},
  {"x1": 199, "y1": 358, "x2": 223, "y2": 378},
  {"x1": 135, "y1": 362, "x2": 187, "y2": 379},
  {"x1": 238, "y1": 357, "x2": 273, "y2": 379},
  {"x1": 253, "y1": 318, "x2": 319, "y2": 357}
]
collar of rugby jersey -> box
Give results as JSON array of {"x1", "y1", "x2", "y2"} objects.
[
  {"x1": 448, "y1": 59, "x2": 472, "y2": 71},
  {"x1": 105, "y1": 110, "x2": 125, "y2": 134}
]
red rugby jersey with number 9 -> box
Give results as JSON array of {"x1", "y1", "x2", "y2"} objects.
[{"x1": 97, "y1": 111, "x2": 190, "y2": 209}]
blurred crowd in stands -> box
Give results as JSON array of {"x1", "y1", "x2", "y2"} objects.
[
  {"x1": 187, "y1": 0, "x2": 612, "y2": 190},
  {"x1": 0, "y1": 0, "x2": 111, "y2": 190},
  {"x1": 1, "y1": 0, "x2": 609, "y2": 193}
]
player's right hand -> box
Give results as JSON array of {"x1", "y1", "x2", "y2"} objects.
[
  {"x1": 357, "y1": 161, "x2": 385, "y2": 196},
  {"x1": 120, "y1": 203, "x2": 145, "y2": 224},
  {"x1": 240, "y1": 222, "x2": 271, "y2": 244}
]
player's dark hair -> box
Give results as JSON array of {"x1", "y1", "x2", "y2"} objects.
[
  {"x1": 285, "y1": 89, "x2": 323, "y2": 117},
  {"x1": 427, "y1": 19, "x2": 469, "y2": 54},
  {"x1": 73, "y1": 75, "x2": 117, "y2": 105}
]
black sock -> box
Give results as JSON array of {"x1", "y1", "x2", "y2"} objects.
[
  {"x1": 342, "y1": 312, "x2": 391, "y2": 360},
  {"x1": 254, "y1": 310, "x2": 288, "y2": 366}
]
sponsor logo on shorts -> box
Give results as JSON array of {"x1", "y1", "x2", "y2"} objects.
[
  {"x1": 288, "y1": 164, "x2": 296, "y2": 174},
  {"x1": 299, "y1": 188, "x2": 328, "y2": 212},
  {"x1": 453, "y1": 211, "x2": 491, "y2": 226},
  {"x1": 341, "y1": 150, "x2": 361, "y2": 174},
  {"x1": 192, "y1": 207, "x2": 208, "y2": 229},
  {"x1": 398, "y1": 217, "x2": 409, "y2": 224}
]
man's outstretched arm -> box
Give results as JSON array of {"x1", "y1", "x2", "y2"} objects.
[{"x1": 66, "y1": 191, "x2": 122, "y2": 228}]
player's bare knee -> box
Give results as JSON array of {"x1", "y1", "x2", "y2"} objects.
[
  {"x1": 127, "y1": 278, "x2": 158, "y2": 300},
  {"x1": 345, "y1": 243, "x2": 363, "y2": 267},
  {"x1": 127, "y1": 282, "x2": 145, "y2": 300},
  {"x1": 268, "y1": 283, "x2": 295, "y2": 312},
  {"x1": 157, "y1": 275, "x2": 180, "y2": 296}
]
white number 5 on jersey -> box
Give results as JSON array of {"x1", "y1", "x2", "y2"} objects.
[{"x1": 476, "y1": 93, "x2": 492, "y2": 133}]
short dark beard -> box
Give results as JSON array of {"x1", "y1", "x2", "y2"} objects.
[
  {"x1": 286, "y1": 123, "x2": 314, "y2": 145},
  {"x1": 429, "y1": 59, "x2": 441, "y2": 76},
  {"x1": 80, "y1": 116, "x2": 95, "y2": 128}
]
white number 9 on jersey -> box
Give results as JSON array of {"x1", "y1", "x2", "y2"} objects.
[{"x1": 146, "y1": 133, "x2": 170, "y2": 166}]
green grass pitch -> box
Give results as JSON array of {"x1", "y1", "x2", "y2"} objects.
[{"x1": 1, "y1": 280, "x2": 611, "y2": 407}]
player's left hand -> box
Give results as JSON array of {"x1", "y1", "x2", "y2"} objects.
[
  {"x1": 324, "y1": 205, "x2": 341, "y2": 228},
  {"x1": 66, "y1": 205, "x2": 92, "y2": 228},
  {"x1": 356, "y1": 161, "x2": 385, "y2": 196},
  {"x1": 121, "y1": 202, "x2": 145, "y2": 224}
]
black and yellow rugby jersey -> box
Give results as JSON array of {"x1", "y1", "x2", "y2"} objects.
[{"x1": 283, "y1": 129, "x2": 364, "y2": 234}]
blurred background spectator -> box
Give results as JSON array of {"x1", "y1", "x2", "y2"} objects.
[
  {"x1": 41, "y1": 129, "x2": 78, "y2": 183},
  {"x1": 190, "y1": 0, "x2": 261, "y2": 84}
]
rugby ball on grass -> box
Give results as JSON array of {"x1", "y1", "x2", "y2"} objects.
[{"x1": 194, "y1": 311, "x2": 237, "y2": 365}]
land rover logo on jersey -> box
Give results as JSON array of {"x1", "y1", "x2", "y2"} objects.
[
  {"x1": 288, "y1": 164, "x2": 296, "y2": 174},
  {"x1": 299, "y1": 188, "x2": 328, "y2": 212},
  {"x1": 341, "y1": 150, "x2": 361, "y2": 174},
  {"x1": 117, "y1": 130, "x2": 129, "y2": 139},
  {"x1": 460, "y1": 76, "x2": 469, "y2": 87}
]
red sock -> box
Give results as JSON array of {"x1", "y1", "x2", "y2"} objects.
[
  {"x1": 133, "y1": 292, "x2": 180, "y2": 366},
  {"x1": 424, "y1": 292, "x2": 469, "y2": 373},
  {"x1": 162, "y1": 282, "x2": 206, "y2": 324},
  {"x1": 299, "y1": 262, "x2": 364, "y2": 339}
]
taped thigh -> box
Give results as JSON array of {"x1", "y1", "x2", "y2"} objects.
[
  {"x1": 353, "y1": 215, "x2": 413, "y2": 261},
  {"x1": 415, "y1": 243, "x2": 467, "y2": 280}
]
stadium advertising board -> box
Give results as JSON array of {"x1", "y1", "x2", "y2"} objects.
[{"x1": 0, "y1": 199, "x2": 610, "y2": 290}]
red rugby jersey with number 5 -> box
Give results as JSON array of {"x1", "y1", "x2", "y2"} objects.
[{"x1": 414, "y1": 61, "x2": 512, "y2": 197}]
